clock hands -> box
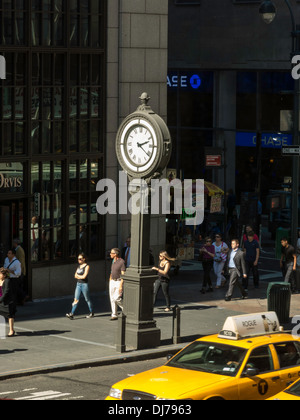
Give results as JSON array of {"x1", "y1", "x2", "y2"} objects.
[
  {"x1": 137, "y1": 141, "x2": 150, "y2": 148},
  {"x1": 137, "y1": 141, "x2": 151, "y2": 158}
]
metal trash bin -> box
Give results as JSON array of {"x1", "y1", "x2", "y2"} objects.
[{"x1": 267, "y1": 282, "x2": 291, "y2": 324}]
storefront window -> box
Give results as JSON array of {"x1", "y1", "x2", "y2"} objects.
[
  {"x1": 261, "y1": 72, "x2": 294, "y2": 132},
  {"x1": 30, "y1": 161, "x2": 64, "y2": 262},
  {"x1": 236, "y1": 71, "x2": 294, "y2": 195},
  {"x1": 168, "y1": 70, "x2": 214, "y2": 181},
  {"x1": 236, "y1": 72, "x2": 257, "y2": 131},
  {"x1": 168, "y1": 71, "x2": 214, "y2": 129},
  {"x1": 0, "y1": 2, "x2": 106, "y2": 268}
]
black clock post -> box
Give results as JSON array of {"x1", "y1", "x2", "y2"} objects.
[{"x1": 115, "y1": 93, "x2": 172, "y2": 350}]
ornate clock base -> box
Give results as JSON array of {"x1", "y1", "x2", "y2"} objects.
[{"x1": 122, "y1": 268, "x2": 161, "y2": 351}]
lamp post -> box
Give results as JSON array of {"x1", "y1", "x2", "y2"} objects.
[{"x1": 259, "y1": 0, "x2": 300, "y2": 247}]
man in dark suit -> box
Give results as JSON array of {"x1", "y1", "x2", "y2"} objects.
[{"x1": 224, "y1": 239, "x2": 248, "y2": 302}]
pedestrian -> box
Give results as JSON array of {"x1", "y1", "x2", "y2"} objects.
[
  {"x1": 66, "y1": 253, "x2": 94, "y2": 320},
  {"x1": 4, "y1": 249, "x2": 21, "y2": 310},
  {"x1": 213, "y1": 234, "x2": 229, "y2": 288},
  {"x1": 243, "y1": 225, "x2": 259, "y2": 244},
  {"x1": 224, "y1": 239, "x2": 248, "y2": 302},
  {"x1": 109, "y1": 248, "x2": 125, "y2": 321},
  {"x1": 199, "y1": 237, "x2": 215, "y2": 294},
  {"x1": 152, "y1": 251, "x2": 175, "y2": 312},
  {"x1": 122, "y1": 237, "x2": 131, "y2": 268},
  {"x1": 0, "y1": 268, "x2": 17, "y2": 337},
  {"x1": 296, "y1": 230, "x2": 300, "y2": 292},
  {"x1": 13, "y1": 239, "x2": 28, "y2": 305},
  {"x1": 243, "y1": 231, "x2": 260, "y2": 290},
  {"x1": 280, "y1": 238, "x2": 297, "y2": 293}
]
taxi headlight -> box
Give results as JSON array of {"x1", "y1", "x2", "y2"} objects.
[{"x1": 109, "y1": 388, "x2": 122, "y2": 399}]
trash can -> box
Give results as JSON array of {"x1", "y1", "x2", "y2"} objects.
[
  {"x1": 267, "y1": 282, "x2": 291, "y2": 324},
  {"x1": 275, "y1": 228, "x2": 290, "y2": 260}
]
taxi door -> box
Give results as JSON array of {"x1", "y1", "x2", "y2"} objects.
[
  {"x1": 272, "y1": 342, "x2": 300, "y2": 391},
  {"x1": 238, "y1": 345, "x2": 281, "y2": 400}
]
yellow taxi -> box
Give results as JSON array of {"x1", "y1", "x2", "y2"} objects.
[
  {"x1": 106, "y1": 312, "x2": 300, "y2": 400},
  {"x1": 268, "y1": 378, "x2": 300, "y2": 400}
]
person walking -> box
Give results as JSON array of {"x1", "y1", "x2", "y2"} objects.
[
  {"x1": 66, "y1": 253, "x2": 94, "y2": 320},
  {"x1": 13, "y1": 239, "x2": 28, "y2": 305},
  {"x1": 153, "y1": 251, "x2": 175, "y2": 312},
  {"x1": 4, "y1": 249, "x2": 21, "y2": 312},
  {"x1": 243, "y1": 231, "x2": 260, "y2": 290},
  {"x1": 280, "y1": 237, "x2": 297, "y2": 293},
  {"x1": 243, "y1": 225, "x2": 259, "y2": 245},
  {"x1": 109, "y1": 248, "x2": 125, "y2": 321},
  {"x1": 0, "y1": 268, "x2": 17, "y2": 337},
  {"x1": 200, "y1": 237, "x2": 215, "y2": 294},
  {"x1": 213, "y1": 234, "x2": 229, "y2": 288},
  {"x1": 224, "y1": 239, "x2": 248, "y2": 302}
]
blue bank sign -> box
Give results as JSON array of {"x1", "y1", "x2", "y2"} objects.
[
  {"x1": 167, "y1": 73, "x2": 202, "y2": 90},
  {"x1": 236, "y1": 132, "x2": 293, "y2": 149}
]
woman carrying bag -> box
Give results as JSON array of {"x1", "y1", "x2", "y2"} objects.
[{"x1": 0, "y1": 268, "x2": 17, "y2": 337}]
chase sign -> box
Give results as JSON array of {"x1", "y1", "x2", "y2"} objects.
[{"x1": 167, "y1": 73, "x2": 202, "y2": 90}]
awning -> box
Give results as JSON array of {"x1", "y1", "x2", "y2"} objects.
[
  {"x1": 204, "y1": 181, "x2": 224, "y2": 197},
  {"x1": 184, "y1": 180, "x2": 224, "y2": 197}
]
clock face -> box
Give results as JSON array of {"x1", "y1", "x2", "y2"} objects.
[{"x1": 119, "y1": 118, "x2": 159, "y2": 175}]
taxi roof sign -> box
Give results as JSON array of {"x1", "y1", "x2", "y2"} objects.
[{"x1": 218, "y1": 312, "x2": 280, "y2": 341}]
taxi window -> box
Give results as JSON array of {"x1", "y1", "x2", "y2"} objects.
[
  {"x1": 285, "y1": 379, "x2": 300, "y2": 397},
  {"x1": 167, "y1": 341, "x2": 247, "y2": 377},
  {"x1": 243, "y1": 346, "x2": 274, "y2": 374},
  {"x1": 274, "y1": 342, "x2": 300, "y2": 369}
]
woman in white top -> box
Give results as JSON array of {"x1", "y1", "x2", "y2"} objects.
[{"x1": 213, "y1": 234, "x2": 229, "y2": 288}]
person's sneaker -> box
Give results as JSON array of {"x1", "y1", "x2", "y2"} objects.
[
  {"x1": 86, "y1": 313, "x2": 95, "y2": 319},
  {"x1": 66, "y1": 313, "x2": 74, "y2": 320}
]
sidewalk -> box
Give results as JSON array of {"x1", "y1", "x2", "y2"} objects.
[{"x1": 0, "y1": 264, "x2": 299, "y2": 380}]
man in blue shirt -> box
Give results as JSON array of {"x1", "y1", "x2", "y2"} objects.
[{"x1": 224, "y1": 239, "x2": 248, "y2": 302}]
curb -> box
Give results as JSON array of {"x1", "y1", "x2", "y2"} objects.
[{"x1": 0, "y1": 343, "x2": 185, "y2": 381}]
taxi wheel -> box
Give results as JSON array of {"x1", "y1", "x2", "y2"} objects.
[{"x1": 206, "y1": 397, "x2": 225, "y2": 401}]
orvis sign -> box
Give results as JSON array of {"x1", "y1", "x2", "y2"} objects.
[{"x1": 0, "y1": 173, "x2": 22, "y2": 190}]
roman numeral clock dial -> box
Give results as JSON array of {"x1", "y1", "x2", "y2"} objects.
[{"x1": 126, "y1": 126, "x2": 155, "y2": 166}]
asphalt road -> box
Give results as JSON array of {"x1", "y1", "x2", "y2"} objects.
[{"x1": 0, "y1": 358, "x2": 166, "y2": 400}]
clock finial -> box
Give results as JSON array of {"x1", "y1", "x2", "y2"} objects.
[{"x1": 137, "y1": 92, "x2": 151, "y2": 111}]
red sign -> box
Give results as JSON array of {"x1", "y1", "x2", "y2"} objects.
[{"x1": 206, "y1": 155, "x2": 222, "y2": 167}]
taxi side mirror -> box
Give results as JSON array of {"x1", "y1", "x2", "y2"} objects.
[{"x1": 244, "y1": 367, "x2": 260, "y2": 377}]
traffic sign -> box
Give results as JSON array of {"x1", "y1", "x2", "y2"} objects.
[{"x1": 282, "y1": 145, "x2": 300, "y2": 156}]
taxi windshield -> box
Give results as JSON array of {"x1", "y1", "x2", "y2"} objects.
[
  {"x1": 167, "y1": 341, "x2": 247, "y2": 377},
  {"x1": 286, "y1": 380, "x2": 300, "y2": 397}
]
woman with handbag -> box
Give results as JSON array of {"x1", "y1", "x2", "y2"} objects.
[
  {"x1": 0, "y1": 268, "x2": 17, "y2": 337},
  {"x1": 213, "y1": 234, "x2": 229, "y2": 288}
]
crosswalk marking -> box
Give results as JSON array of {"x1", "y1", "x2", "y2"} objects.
[{"x1": 3, "y1": 389, "x2": 83, "y2": 401}]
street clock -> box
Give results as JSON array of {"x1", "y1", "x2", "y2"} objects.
[{"x1": 116, "y1": 93, "x2": 172, "y2": 180}]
